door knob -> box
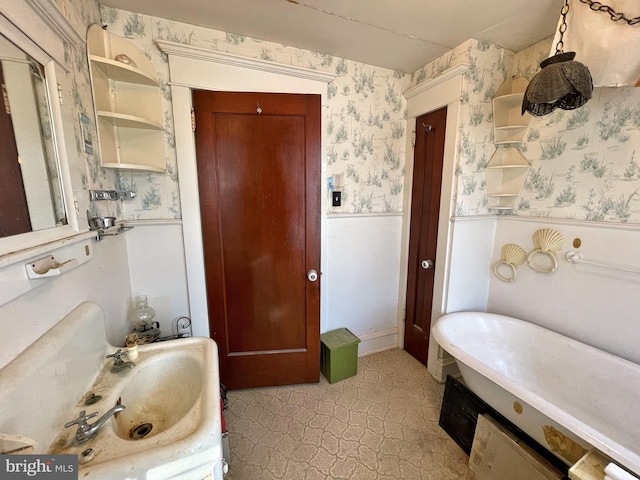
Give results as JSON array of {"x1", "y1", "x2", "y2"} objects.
[
  {"x1": 307, "y1": 269, "x2": 319, "y2": 282},
  {"x1": 421, "y1": 259, "x2": 434, "y2": 270}
]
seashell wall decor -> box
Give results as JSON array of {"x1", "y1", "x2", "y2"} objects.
[
  {"x1": 492, "y1": 243, "x2": 527, "y2": 282},
  {"x1": 528, "y1": 228, "x2": 564, "y2": 273},
  {"x1": 501, "y1": 243, "x2": 527, "y2": 266},
  {"x1": 532, "y1": 228, "x2": 564, "y2": 253}
]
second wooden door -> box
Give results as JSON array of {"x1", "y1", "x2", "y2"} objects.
[{"x1": 404, "y1": 107, "x2": 447, "y2": 365}]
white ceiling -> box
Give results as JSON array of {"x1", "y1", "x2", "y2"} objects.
[{"x1": 98, "y1": 0, "x2": 562, "y2": 73}]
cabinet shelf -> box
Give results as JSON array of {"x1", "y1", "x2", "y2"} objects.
[
  {"x1": 484, "y1": 146, "x2": 530, "y2": 211},
  {"x1": 89, "y1": 55, "x2": 159, "y2": 86},
  {"x1": 486, "y1": 78, "x2": 532, "y2": 211},
  {"x1": 101, "y1": 162, "x2": 164, "y2": 173},
  {"x1": 492, "y1": 77, "x2": 531, "y2": 144},
  {"x1": 88, "y1": 24, "x2": 165, "y2": 172},
  {"x1": 485, "y1": 164, "x2": 530, "y2": 170},
  {"x1": 492, "y1": 93, "x2": 524, "y2": 110},
  {"x1": 97, "y1": 111, "x2": 163, "y2": 130},
  {"x1": 494, "y1": 126, "x2": 529, "y2": 145},
  {"x1": 487, "y1": 205, "x2": 517, "y2": 210},
  {"x1": 495, "y1": 125, "x2": 528, "y2": 131}
]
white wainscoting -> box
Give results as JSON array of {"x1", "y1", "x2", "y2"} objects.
[
  {"x1": 125, "y1": 220, "x2": 192, "y2": 337},
  {"x1": 445, "y1": 216, "x2": 496, "y2": 313},
  {"x1": 0, "y1": 234, "x2": 131, "y2": 369},
  {"x1": 324, "y1": 214, "x2": 402, "y2": 357},
  {"x1": 489, "y1": 217, "x2": 640, "y2": 365},
  {"x1": 429, "y1": 216, "x2": 495, "y2": 381}
]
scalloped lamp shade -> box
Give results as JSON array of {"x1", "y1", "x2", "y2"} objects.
[{"x1": 522, "y1": 52, "x2": 593, "y2": 117}]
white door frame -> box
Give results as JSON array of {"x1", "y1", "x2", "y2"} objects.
[
  {"x1": 398, "y1": 64, "x2": 468, "y2": 379},
  {"x1": 156, "y1": 41, "x2": 335, "y2": 337}
]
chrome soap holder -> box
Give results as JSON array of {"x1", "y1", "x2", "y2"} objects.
[
  {"x1": 89, "y1": 190, "x2": 136, "y2": 201},
  {"x1": 95, "y1": 224, "x2": 134, "y2": 242}
]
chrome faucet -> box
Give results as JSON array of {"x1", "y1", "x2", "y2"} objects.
[
  {"x1": 106, "y1": 349, "x2": 135, "y2": 373},
  {"x1": 64, "y1": 405, "x2": 126, "y2": 443}
]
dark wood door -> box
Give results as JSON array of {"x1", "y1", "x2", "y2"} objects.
[
  {"x1": 0, "y1": 62, "x2": 31, "y2": 238},
  {"x1": 404, "y1": 107, "x2": 447, "y2": 365},
  {"x1": 193, "y1": 91, "x2": 321, "y2": 390}
]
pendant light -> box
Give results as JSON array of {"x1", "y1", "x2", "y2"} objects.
[{"x1": 522, "y1": 0, "x2": 593, "y2": 116}]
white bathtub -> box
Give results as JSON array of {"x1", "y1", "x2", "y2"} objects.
[{"x1": 432, "y1": 311, "x2": 640, "y2": 476}]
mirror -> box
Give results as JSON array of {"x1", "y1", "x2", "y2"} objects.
[{"x1": 0, "y1": 32, "x2": 66, "y2": 238}]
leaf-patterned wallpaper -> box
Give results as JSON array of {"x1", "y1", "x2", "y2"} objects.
[
  {"x1": 412, "y1": 36, "x2": 640, "y2": 224},
  {"x1": 96, "y1": 7, "x2": 411, "y2": 217},
  {"x1": 62, "y1": 3, "x2": 640, "y2": 224},
  {"x1": 512, "y1": 39, "x2": 640, "y2": 224},
  {"x1": 51, "y1": 0, "x2": 118, "y2": 223},
  {"x1": 410, "y1": 39, "x2": 515, "y2": 217}
]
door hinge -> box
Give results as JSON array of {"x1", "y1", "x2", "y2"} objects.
[
  {"x1": 2, "y1": 83, "x2": 10, "y2": 114},
  {"x1": 191, "y1": 108, "x2": 196, "y2": 132},
  {"x1": 57, "y1": 82, "x2": 63, "y2": 105}
]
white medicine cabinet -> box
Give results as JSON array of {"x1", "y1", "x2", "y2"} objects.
[{"x1": 87, "y1": 25, "x2": 165, "y2": 172}]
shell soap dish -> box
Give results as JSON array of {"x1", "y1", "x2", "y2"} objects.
[{"x1": 532, "y1": 228, "x2": 564, "y2": 253}]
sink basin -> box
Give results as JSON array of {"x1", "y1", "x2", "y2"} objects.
[
  {"x1": 112, "y1": 352, "x2": 203, "y2": 440},
  {"x1": 48, "y1": 337, "x2": 223, "y2": 480},
  {"x1": 0, "y1": 303, "x2": 224, "y2": 480}
]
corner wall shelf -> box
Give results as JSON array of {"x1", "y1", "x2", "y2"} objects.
[
  {"x1": 486, "y1": 77, "x2": 532, "y2": 211},
  {"x1": 492, "y1": 78, "x2": 531, "y2": 145},
  {"x1": 89, "y1": 55, "x2": 159, "y2": 86},
  {"x1": 87, "y1": 25, "x2": 165, "y2": 172},
  {"x1": 96, "y1": 111, "x2": 164, "y2": 130},
  {"x1": 485, "y1": 146, "x2": 530, "y2": 211}
]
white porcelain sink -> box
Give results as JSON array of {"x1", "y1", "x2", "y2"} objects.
[
  {"x1": 112, "y1": 350, "x2": 204, "y2": 440},
  {"x1": 0, "y1": 303, "x2": 224, "y2": 479},
  {"x1": 49, "y1": 337, "x2": 223, "y2": 480}
]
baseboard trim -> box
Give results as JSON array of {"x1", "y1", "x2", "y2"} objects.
[{"x1": 356, "y1": 328, "x2": 398, "y2": 357}]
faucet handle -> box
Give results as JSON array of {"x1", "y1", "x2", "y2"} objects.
[
  {"x1": 64, "y1": 410, "x2": 99, "y2": 429},
  {"x1": 106, "y1": 349, "x2": 127, "y2": 362},
  {"x1": 106, "y1": 349, "x2": 135, "y2": 372}
]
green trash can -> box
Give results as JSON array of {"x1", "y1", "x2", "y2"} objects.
[{"x1": 320, "y1": 328, "x2": 361, "y2": 384}]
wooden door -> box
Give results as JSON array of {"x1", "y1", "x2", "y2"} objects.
[
  {"x1": 404, "y1": 107, "x2": 447, "y2": 365},
  {"x1": 0, "y1": 61, "x2": 31, "y2": 238},
  {"x1": 193, "y1": 91, "x2": 321, "y2": 390}
]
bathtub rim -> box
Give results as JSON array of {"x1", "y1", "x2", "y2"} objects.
[{"x1": 432, "y1": 311, "x2": 640, "y2": 476}]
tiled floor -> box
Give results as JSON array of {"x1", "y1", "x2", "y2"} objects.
[{"x1": 224, "y1": 348, "x2": 474, "y2": 479}]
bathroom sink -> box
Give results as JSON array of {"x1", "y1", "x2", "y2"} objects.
[
  {"x1": 112, "y1": 352, "x2": 203, "y2": 440},
  {"x1": 48, "y1": 337, "x2": 222, "y2": 480}
]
